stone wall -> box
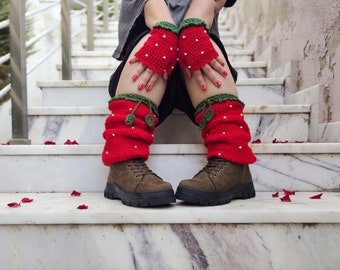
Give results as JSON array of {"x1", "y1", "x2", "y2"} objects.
[{"x1": 229, "y1": 0, "x2": 340, "y2": 122}]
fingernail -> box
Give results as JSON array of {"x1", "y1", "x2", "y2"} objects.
[
  {"x1": 215, "y1": 81, "x2": 222, "y2": 87},
  {"x1": 132, "y1": 74, "x2": 138, "y2": 81},
  {"x1": 201, "y1": 84, "x2": 207, "y2": 91},
  {"x1": 146, "y1": 84, "x2": 151, "y2": 91},
  {"x1": 138, "y1": 83, "x2": 144, "y2": 90},
  {"x1": 220, "y1": 62, "x2": 225, "y2": 67},
  {"x1": 223, "y1": 71, "x2": 228, "y2": 77}
]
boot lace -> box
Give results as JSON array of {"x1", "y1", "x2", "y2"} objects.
[
  {"x1": 127, "y1": 159, "x2": 155, "y2": 177},
  {"x1": 199, "y1": 158, "x2": 228, "y2": 177}
]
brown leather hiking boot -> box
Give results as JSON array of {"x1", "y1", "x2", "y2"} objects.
[
  {"x1": 175, "y1": 158, "x2": 256, "y2": 206},
  {"x1": 104, "y1": 159, "x2": 176, "y2": 207}
]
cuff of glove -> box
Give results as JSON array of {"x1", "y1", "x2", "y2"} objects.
[
  {"x1": 179, "y1": 18, "x2": 209, "y2": 32},
  {"x1": 153, "y1": 21, "x2": 179, "y2": 35}
]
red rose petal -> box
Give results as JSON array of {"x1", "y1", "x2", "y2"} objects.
[
  {"x1": 77, "y1": 204, "x2": 88, "y2": 210},
  {"x1": 252, "y1": 139, "x2": 262, "y2": 144},
  {"x1": 272, "y1": 192, "x2": 279, "y2": 198},
  {"x1": 310, "y1": 193, "x2": 323, "y2": 199},
  {"x1": 71, "y1": 190, "x2": 81, "y2": 196},
  {"x1": 273, "y1": 138, "x2": 288, "y2": 144},
  {"x1": 44, "y1": 140, "x2": 56, "y2": 145},
  {"x1": 295, "y1": 140, "x2": 304, "y2": 143},
  {"x1": 283, "y1": 189, "x2": 295, "y2": 196},
  {"x1": 280, "y1": 194, "x2": 291, "y2": 202},
  {"x1": 64, "y1": 139, "x2": 79, "y2": 145},
  {"x1": 21, "y1": 197, "x2": 34, "y2": 203},
  {"x1": 7, "y1": 202, "x2": 21, "y2": 208},
  {"x1": 1, "y1": 141, "x2": 9, "y2": 145}
]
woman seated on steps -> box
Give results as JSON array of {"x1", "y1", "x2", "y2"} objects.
[{"x1": 101, "y1": 0, "x2": 256, "y2": 207}]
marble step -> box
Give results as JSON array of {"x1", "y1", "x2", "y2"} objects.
[
  {"x1": 82, "y1": 39, "x2": 244, "y2": 51},
  {"x1": 38, "y1": 78, "x2": 285, "y2": 106},
  {"x1": 26, "y1": 104, "x2": 310, "y2": 145},
  {"x1": 93, "y1": 29, "x2": 238, "y2": 40},
  {"x1": 1, "y1": 143, "x2": 339, "y2": 193},
  {"x1": 56, "y1": 60, "x2": 267, "y2": 79},
  {"x1": 71, "y1": 49, "x2": 254, "y2": 64},
  {"x1": 1, "y1": 192, "x2": 339, "y2": 269}
]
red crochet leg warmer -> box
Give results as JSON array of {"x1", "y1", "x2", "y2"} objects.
[
  {"x1": 195, "y1": 94, "x2": 256, "y2": 164},
  {"x1": 102, "y1": 95, "x2": 158, "y2": 166}
]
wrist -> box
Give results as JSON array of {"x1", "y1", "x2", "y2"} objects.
[
  {"x1": 179, "y1": 18, "x2": 209, "y2": 32},
  {"x1": 153, "y1": 21, "x2": 179, "y2": 35}
]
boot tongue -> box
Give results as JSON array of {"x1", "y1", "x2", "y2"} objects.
[{"x1": 197, "y1": 158, "x2": 228, "y2": 177}]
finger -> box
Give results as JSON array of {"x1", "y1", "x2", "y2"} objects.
[
  {"x1": 201, "y1": 64, "x2": 222, "y2": 87},
  {"x1": 210, "y1": 58, "x2": 228, "y2": 77},
  {"x1": 215, "y1": 55, "x2": 226, "y2": 67},
  {"x1": 128, "y1": 55, "x2": 139, "y2": 65},
  {"x1": 138, "y1": 68, "x2": 155, "y2": 91},
  {"x1": 192, "y1": 69, "x2": 208, "y2": 91},
  {"x1": 131, "y1": 62, "x2": 146, "y2": 82},
  {"x1": 183, "y1": 67, "x2": 192, "y2": 79},
  {"x1": 146, "y1": 73, "x2": 160, "y2": 91}
]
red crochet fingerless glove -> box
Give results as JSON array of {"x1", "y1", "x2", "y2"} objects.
[
  {"x1": 134, "y1": 21, "x2": 178, "y2": 77},
  {"x1": 178, "y1": 18, "x2": 218, "y2": 73}
]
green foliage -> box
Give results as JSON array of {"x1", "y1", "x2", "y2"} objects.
[
  {"x1": 0, "y1": 0, "x2": 10, "y2": 94},
  {"x1": 0, "y1": 0, "x2": 34, "y2": 93},
  {"x1": 97, "y1": 0, "x2": 115, "y2": 19}
]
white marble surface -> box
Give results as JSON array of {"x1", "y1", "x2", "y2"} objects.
[
  {"x1": 0, "y1": 144, "x2": 339, "y2": 193},
  {"x1": 0, "y1": 193, "x2": 340, "y2": 269},
  {"x1": 1, "y1": 192, "x2": 340, "y2": 224},
  {"x1": 26, "y1": 105, "x2": 309, "y2": 144},
  {"x1": 0, "y1": 222, "x2": 339, "y2": 269},
  {"x1": 38, "y1": 78, "x2": 285, "y2": 106}
]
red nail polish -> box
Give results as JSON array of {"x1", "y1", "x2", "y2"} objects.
[
  {"x1": 223, "y1": 71, "x2": 228, "y2": 77},
  {"x1": 128, "y1": 59, "x2": 133, "y2": 64},
  {"x1": 201, "y1": 84, "x2": 207, "y2": 91},
  {"x1": 138, "y1": 83, "x2": 144, "y2": 90},
  {"x1": 215, "y1": 81, "x2": 222, "y2": 87},
  {"x1": 132, "y1": 75, "x2": 138, "y2": 81},
  {"x1": 221, "y1": 62, "x2": 225, "y2": 67},
  {"x1": 146, "y1": 84, "x2": 151, "y2": 91}
]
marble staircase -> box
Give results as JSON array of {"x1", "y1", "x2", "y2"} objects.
[{"x1": 1, "y1": 14, "x2": 340, "y2": 269}]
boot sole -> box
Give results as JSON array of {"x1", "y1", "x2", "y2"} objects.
[
  {"x1": 104, "y1": 183, "x2": 176, "y2": 207},
  {"x1": 175, "y1": 182, "x2": 256, "y2": 206}
]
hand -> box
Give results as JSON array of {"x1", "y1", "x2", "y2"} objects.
[
  {"x1": 185, "y1": 55, "x2": 228, "y2": 91},
  {"x1": 178, "y1": 18, "x2": 228, "y2": 90},
  {"x1": 129, "y1": 22, "x2": 178, "y2": 91},
  {"x1": 129, "y1": 56, "x2": 165, "y2": 91}
]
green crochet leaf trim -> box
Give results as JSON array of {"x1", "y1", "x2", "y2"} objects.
[
  {"x1": 109, "y1": 93, "x2": 159, "y2": 127},
  {"x1": 195, "y1": 94, "x2": 244, "y2": 131},
  {"x1": 179, "y1": 18, "x2": 209, "y2": 32},
  {"x1": 154, "y1": 21, "x2": 179, "y2": 35}
]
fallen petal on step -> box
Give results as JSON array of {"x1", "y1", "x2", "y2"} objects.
[
  {"x1": 273, "y1": 138, "x2": 288, "y2": 143},
  {"x1": 77, "y1": 204, "x2": 88, "y2": 210},
  {"x1": 283, "y1": 189, "x2": 295, "y2": 195},
  {"x1": 64, "y1": 139, "x2": 79, "y2": 145},
  {"x1": 21, "y1": 197, "x2": 34, "y2": 203},
  {"x1": 251, "y1": 139, "x2": 262, "y2": 144},
  {"x1": 272, "y1": 192, "x2": 279, "y2": 198},
  {"x1": 280, "y1": 194, "x2": 291, "y2": 202},
  {"x1": 44, "y1": 141, "x2": 56, "y2": 145},
  {"x1": 7, "y1": 202, "x2": 21, "y2": 208},
  {"x1": 310, "y1": 193, "x2": 323, "y2": 199},
  {"x1": 71, "y1": 190, "x2": 81, "y2": 196}
]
